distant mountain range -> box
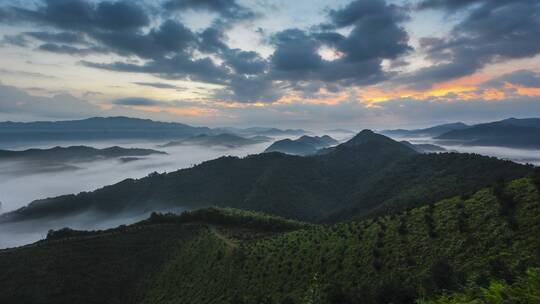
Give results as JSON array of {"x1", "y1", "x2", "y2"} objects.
[
  {"x1": 382, "y1": 122, "x2": 470, "y2": 138},
  {"x1": 436, "y1": 118, "x2": 540, "y2": 149},
  {"x1": 0, "y1": 116, "x2": 309, "y2": 144},
  {"x1": 218, "y1": 127, "x2": 309, "y2": 137},
  {"x1": 161, "y1": 134, "x2": 271, "y2": 148},
  {"x1": 0, "y1": 130, "x2": 530, "y2": 227},
  {"x1": 264, "y1": 135, "x2": 338, "y2": 156},
  {"x1": 384, "y1": 118, "x2": 540, "y2": 149}
]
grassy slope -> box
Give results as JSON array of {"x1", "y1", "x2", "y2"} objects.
[{"x1": 143, "y1": 178, "x2": 540, "y2": 304}]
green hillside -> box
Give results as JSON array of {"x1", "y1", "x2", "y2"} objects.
[{"x1": 2, "y1": 178, "x2": 538, "y2": 304}]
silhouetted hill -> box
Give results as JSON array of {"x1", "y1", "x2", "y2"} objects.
[
  {"x1": 264, "y1": 139, "x2": 317, "y2": 155},
  {"x1": 382, "y1": 122, "x2": 469, "y2": 137},
  {"x1": 265, "y1": 135, "x2": 338, "y2": 155},
  {"x1": 1, "y1": 178, "x2": 538, "y2": 303},
  {"x1": 161, "y1": 134, "x2": 270, "y2": 148},
  {"x1": 0, "y1": 146, "x2": 166, "y2": 162},
  {"x1": 296, "y1": 135, "x2": 338, "y2": 148},
  {"x1": 0, "y1": 130, "x2": 531, "y2": 227},
  {"x1": 437, "y1": 118, "x2": 540, "y2": 148}
]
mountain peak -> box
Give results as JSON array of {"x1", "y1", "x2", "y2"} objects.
[{"x1": 344, "y1": 129, "x2": 386, "y2": 145}]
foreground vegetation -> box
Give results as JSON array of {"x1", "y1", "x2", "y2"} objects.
[{"x1": 1, "y1": 177, "x2": 538, "y2": 304}]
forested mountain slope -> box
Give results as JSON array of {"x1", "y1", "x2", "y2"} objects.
[
  {"x1": 1, "y1": 130, "x2": 531, "y2": 225},
  {"x1": 1, "y1": 178, "x2": 539, "y2": 304}
]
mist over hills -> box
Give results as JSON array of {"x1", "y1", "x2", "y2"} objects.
[
  {"x1": 436, "y1": 118, "x2": 540, "y2": 149},
  {"x1": 0, "y1": 146, "x2": 166, "y2": 162},
  {"x1": 382, "y1": 122, "x2": 470, "y2": 138},
  {"x1": 383, "y1": 118, "x2": 540, "y2": 149},
  {"x1": 161, "y1": 134, "x2": 271, "y2": 148},
  {"x1": 0, "y1": 130, "x2": 531, "y2": 229}
]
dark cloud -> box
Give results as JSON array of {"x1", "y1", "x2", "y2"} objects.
[
  {"x1": 483, "y1": 70, "x2": 540, "y2": 88},
  {"x1": 25, "y1": 31, "x2": 87, "y2": 44},
  {"x1": 11, "y1": 0, "x2": 149, "y2": 32},
  {"x1": 83, "y1": 54, "x2": 228, "y2": 84},
  {"x1": 406, "y1": 0, "x2": 540, "y2": 88},
  {"x1": 223, "y1": 49, "x2": 267, "y2": 75},
  {"x1": 38, "y1": 43, "x2": 107, "y2": 56},
  {"x1": 324, "y1": 0, "x2": 411, "y2": 62},
  {"x1": 132, "y1": 82, "x2": 185, "y2": 90},
  {"x1": 1, "y1": 34, "x2": 28, "y2": 47},
  {"x1": 270, "y1": 29, "x2": 323, "y2": 72},
  {"x1": 163, "y1": 0, "x2": 255, "y2": 20},
  {"x1": 112, "y1": 97, "x2": 161, "y2": 106},
  {"x1": 416, "y1": 0, "x2": 482, "y2": 10}
]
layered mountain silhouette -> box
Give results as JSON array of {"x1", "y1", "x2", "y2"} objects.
[
  {"x1": 264, "y1": 135, "x2": 338, "y2": 155},
  {"x1": 0, "y1": 130, "x2": 530, "y2": 226},
  {"x1": 382, "y1": 122, "x2": 469, "y2": 137},
  {"x1": 384, "y1": 118, "x2": 540, "y2": 149},
  {"x1": 436, "y1": 118, "x2": 540, "y2": 148}
]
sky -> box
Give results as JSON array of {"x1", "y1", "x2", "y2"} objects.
[{"x1": 0, "y1": 0, "x2": 539, "y2": 129}]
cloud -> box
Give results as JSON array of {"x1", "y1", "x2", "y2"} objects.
[
  {"x1": 0, "y1": 68, "x2": 56, "y2": 79},
  {"x1": 406, "y1": 0, "x2": 540, "y2": 89},
  {"x1": 132, "y1": 82, "x2": 185, "y2": 90},
  {"x1": 112, "y1": 97, "x2": 161, "y2": 106},
  {"x1": 82, "y1": 54, "x2": 228, "y2": 84},
  {"x1": 163, "y1": 0, "x2": 255, "y2": 20},
  {"x1": 416, "y1": 0, "x2": 482, "y2": 10},
  {"x1": 38, "y1": 43, "x2": 107, "y2": 56},
  {"x1": 482, "y1": 70, "x2": 540, "y2": 88},
  {"x1": 0, "y1": 84, "x2": 101, "y2": 120},
  {"x1": 1, "y1": 34, "x2": 28, "y2": 47},
  {"x1": 25, "y1": 31, "x2": 87, "y2": 44},
  {"x1": 11, "y1": 0, "x2": 149, "y2": 32}
]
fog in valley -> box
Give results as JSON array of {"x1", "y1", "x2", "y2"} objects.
[
  {"x1": 1, "y1": 131, "x2": 539, "y2": 249},
  {"x1": 0, "y1": 139, "x2": 272, "y2": 248},
  {"x1": 393, "y1": 136, "x2": 540, "y2": 166}
]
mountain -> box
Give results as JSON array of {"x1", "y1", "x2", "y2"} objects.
[
  {"x1": 264, "y1": 135, "x2": 338, "y2": 156},
  {"x1": 0, "y1": 146, "x2": 166, "y2": 162},
  {"x1": 382, "y1": 122, "x2": 469, "y2": 138},
  {"x1": 296, "y1": 135, "x2": 339, "y2": 148},
  {"x1": 436, "y1": 118, "x2": 540, "y2": 149},
  {"x1": 1, "y1": 177, "x2": 538, "y2": 303},
  {"x1": 0, "y1": 130, "x2": 531, "y2": 228},
  {"x1": 215, "y1": 127, "x2": 309, "y2": 137},
  {"x1": 0, "y1": 116, "x2": 212, "y2": 143},
  {"x1": 400, "y1": 141, "x2": 447, "y2": 153},
  {"x1": 161, "y1": 134, "x2": 270, "y2": 148},
  {"x1": 264, "y1": 139, "x2": 317, "y2": 156}
]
